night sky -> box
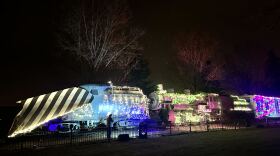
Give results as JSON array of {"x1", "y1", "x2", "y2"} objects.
[{"x1": 2, "y1": 0, "x2": 280, "y2": 106}]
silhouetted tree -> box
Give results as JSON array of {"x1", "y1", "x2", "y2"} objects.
[
  {"x1": 127, "y1": 57, "x2": 157, "y2": 95},
  {"x1": 175, "y1": 32, "x2": 223, "y2": 92},
  {"x1": 58, "y1": 0, "x2": 144, "y2": 83}
]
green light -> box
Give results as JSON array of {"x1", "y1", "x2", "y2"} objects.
[
  {"x1": 231, "y1": 107, "x2": 252, "y2": 111},
  {"x1": 230, "y1": 95, "x2": 251, "y2": 111},
  {"x1": 159, "y1": 93, "x2": 205, "y2": 105},
  {"x1": 174, "y1": 112, "x2": 203, "y2": 124},
  {"x1": 233, "y1": 101, "x2": 249, "y2": 105},
  {"x1": 231, "y1": 95, "x2": 249, "y2": 105}
]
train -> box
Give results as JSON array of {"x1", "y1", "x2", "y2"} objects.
[
  {"x1": 8, "y1": 83, "x2": 149, "y2": 137},
  {"x1": 8, "y1": 83, "x2": 280, "y2": 137},
  {"x1": 148, "y1": 84, "x2": 280, "y2": 125}
]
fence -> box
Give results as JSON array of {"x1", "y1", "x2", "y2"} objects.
[
  {"x1": 0, "y1": 121, "x2": 247, "y2": 151},
  {"x1": 145, "y1": 120, "x2": 248, "y2": 137}
]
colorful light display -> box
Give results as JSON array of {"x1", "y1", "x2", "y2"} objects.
[
  {"x1": 230, "y1": 95, "x2": 252, "y2": 112},
  {"x1": 207, "y1": 93, "x2": 220, "y2": 110},
  {"x1": 155, "y1": 84, "x2": 204, "y2": 105},
  {"x1": 66, "y1": 84, "x2": 149, "y2": 124},
  {"x1": 154, "y1": 84, "x2": 221, "y2": 125},
  {"x1": 159, "y1": 93, "x2": 205, "y2": 105},
  {"x1": 231, "y1": 95, "x2": 250, "y2": 105},
  {"x1": 9, "y1": 84, "x2": 149, "y2": 137},
  {"x1": 253, "y1": 95, "x2": 280, "y2": 119},
  {"x1": 174, "y1": 112, "x2": 202, "y2": 124}
]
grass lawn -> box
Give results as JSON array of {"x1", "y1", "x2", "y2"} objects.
[{"x1": 2, "y1": 128, "x2": 280, "y2": 156}]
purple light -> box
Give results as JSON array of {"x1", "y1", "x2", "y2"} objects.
[{"x1": 253, "y1": 95, "x2": 280, "y2": 119}]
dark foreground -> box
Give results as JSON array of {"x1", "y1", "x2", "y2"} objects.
[{"x1": 2, "y1": 128, "x2": 280, "y2": 156}]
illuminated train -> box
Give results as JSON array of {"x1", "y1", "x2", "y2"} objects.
[
  {"x1": 149, "y1": 85, "x2": 222, "y2": 125},
  {"x1": 66, "y1": 84, "x2": 149, "y2": 126},
  {"x1": 149, "y1": 85, "x2": 280, "y2": 125},
  {"x1": 9, "y1": 84, "x2": 149, "y2": 137},
  {"x1": 8, "y1": 83, "x2": 280, "y2": 137},
  {"x1": 229, "y1": 95, "x2": 280, "y2": 119}
]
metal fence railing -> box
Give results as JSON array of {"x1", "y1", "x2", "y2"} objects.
[
  {"x1": 0, "y1": 121, "x2": 248, "y2": 151},
  {"x1": 146, "y1": 120, "x2": 247, "y2": 138},
  {"x1": 0, "y1": 127, "x2": 140, "y2": 151}
]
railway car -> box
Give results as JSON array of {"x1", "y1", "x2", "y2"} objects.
[{"x1": 9, "y1": 84, "x2": 149, "y2": 137}]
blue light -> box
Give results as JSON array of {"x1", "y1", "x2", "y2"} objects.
[
  {"x1": 48, "y1": 124, "x2": 58, "y2": 132},
  {"x1": 65, "y1": 84, "x2": 149, "y2": 125},
  {"x1": 254, "y1": 95, "x2": 280, "y2": 118}
]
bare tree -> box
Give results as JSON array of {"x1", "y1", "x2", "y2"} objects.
[
  {"x1": 176, "y1": 32, "x2": 223, "y2": 91},
  {"x1": 58, "y1": 0, "x2": 144, "y2": 82}
]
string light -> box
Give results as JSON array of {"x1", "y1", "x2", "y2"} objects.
[
  {"x1": 230, "y1": 95, "x2": 252, "y2": 112},
  {"x1": 155, "y1": 84, "x2": 221, "y2": 124},
  {"x1": 158, "y1": 93, "x2": 205, "y2": 105},
  {"x1": 253, "y1": 95, "x2": 280, "y2": 118}
]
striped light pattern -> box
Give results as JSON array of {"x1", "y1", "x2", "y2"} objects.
[{"x1": 8, "y1": 87, "x2": 94, "y2": 137}]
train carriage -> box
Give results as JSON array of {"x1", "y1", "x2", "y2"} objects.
[{"x1": 9, "y1": 84, "x2": 149, "y2": 137}]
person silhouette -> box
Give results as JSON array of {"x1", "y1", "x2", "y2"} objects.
[{"x1": 106, "y1": 114, "x2": 114, "y2": 142}]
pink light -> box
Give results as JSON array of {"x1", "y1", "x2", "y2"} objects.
[{"x1": 253, "y1": 95, "x2": 279, "y2": 118}]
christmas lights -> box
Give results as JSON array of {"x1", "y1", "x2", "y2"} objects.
[
  {"x1": 174, "y1": 112, "x2": 203, "y2": 124},
  {"x1": 253, "y1": 95, "x2": 280, "y2": 118},
  {"x1": 159, "y1": 93, "x2": 205, "y2": 105},
  {"x1": 67, "y1": 84, "x2": 149, "y2": 124},
  {"x1": 230, "y1": 95, "x2": 252, "y2": 112},
  {"x1": 154, "y1": 85, "x2": 222, "y2": 124}
]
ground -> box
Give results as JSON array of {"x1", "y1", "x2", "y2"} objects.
[{"x1": 2, "y1": 128, "x2": 280, "y2": 156}]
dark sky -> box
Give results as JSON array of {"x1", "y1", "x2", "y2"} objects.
[
  {"x1": 2, "y1": 0, "x2": 280, "y2": 106},
  {"x1": 131, "y1": 0, "x2": 280, "y2": 89}
]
